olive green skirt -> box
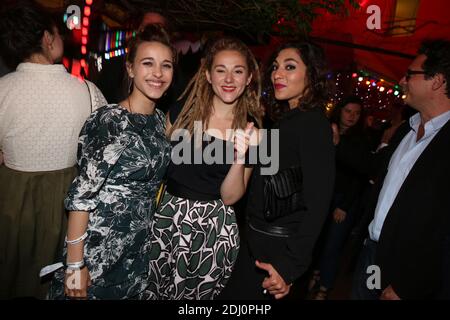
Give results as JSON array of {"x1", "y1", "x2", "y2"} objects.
[{"x1": 0, "y1": 165, "x2": 77, "y2": 299}]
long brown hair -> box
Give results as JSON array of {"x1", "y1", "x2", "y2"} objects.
[{"x1": 168, "y1": 37, "x2": 263, "y2": 136}]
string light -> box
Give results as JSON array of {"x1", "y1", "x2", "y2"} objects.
[{"x1": 328, "y1": 70, "x2": 404, "y2": 124}]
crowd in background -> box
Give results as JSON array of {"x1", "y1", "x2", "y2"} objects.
[{"x1": 1, "y1": 1, "x2": 449, "y2": 300}]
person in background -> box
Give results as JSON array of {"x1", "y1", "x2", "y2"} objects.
[
  {"x1": 0, "y1": 1, "x2": 106, "y2": 299},
  {"x1": 352, "y1": 40, "x2": 450, "y2": 300},
  {"x1": 308, "y1": 96, "x2": 370, "y2": 300}
]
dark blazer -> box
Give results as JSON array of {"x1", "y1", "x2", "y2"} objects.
[
  {"x1": 368, "y1": 118, "x2": 450, "y2": 299},
  {"x1": 246, "y1": 109, "x2": 336, "y2": 285}
]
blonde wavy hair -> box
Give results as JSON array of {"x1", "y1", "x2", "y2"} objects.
[{"x1": 168, "y1": 37, "x2": 263, "y2": 137}]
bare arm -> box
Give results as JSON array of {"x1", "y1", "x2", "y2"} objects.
[
  {"x1": 220, "y1": 165, "x2": 253, "y2": 205},
  {"x1": 64, "y1": 211, "x2": 91, "y2": 299},
  {"x1": 220, "y1": 125, "x2": 258, "y2": 205},
  {"x1": 66, "y1": 211, "x2": 89, "y2": 263}
]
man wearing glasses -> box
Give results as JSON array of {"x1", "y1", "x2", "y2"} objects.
[{"x1": 352, "y1": 40, "x2": 450, "y2": 300}]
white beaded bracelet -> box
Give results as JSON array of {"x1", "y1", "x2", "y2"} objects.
[
  {"x1": 66, "y1": 260, "x2": 85, "y2": 270},
  {"x1": 65, "y1": 232, "x2": 88, "y2": 245}
]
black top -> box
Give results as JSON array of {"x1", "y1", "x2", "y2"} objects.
[
  {"x1": 166, "y1": 100, "x2": 233, "y2": 200},
  {"x1": 245, "y1": 107, "x2": 336, "y2": 284},
  {"x1": 332, "y1": 132, "x2": 371, "y2": 212}
]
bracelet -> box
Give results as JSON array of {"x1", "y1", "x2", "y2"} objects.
[
  {"x1": 65, "y1": 232, "x2": 88, "y2": 245},
  {"x1": 65, "y1": 260, "x2": 85, "y2": 270}
]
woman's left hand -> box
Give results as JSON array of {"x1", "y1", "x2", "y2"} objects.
[
  {"x1": 255, "y1": 260, "x2": 291, "y2": 299},
  {"x1": 333, "y1": 208, "x2": 347, "y2": 223},
  {"x1": 380, "y1": 285, "x2": 401, "y2": 300}
]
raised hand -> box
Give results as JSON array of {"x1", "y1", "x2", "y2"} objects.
[{"x1": 234, "y1": 122, "x2": 254, "y2": 163}]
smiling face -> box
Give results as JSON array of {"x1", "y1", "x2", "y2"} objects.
[
  {"x1": 271, "y1": 48, "x2": 308, "y2": 108},
  {"x1": 399, "y1": 54, "x2": 431, "y2": 112},
  {"x1": 127, "y1": 41, "x2": 174, "y2": 101},
  {"x1": 206, "y1": 49, "x2": 252, "y2": 108}
]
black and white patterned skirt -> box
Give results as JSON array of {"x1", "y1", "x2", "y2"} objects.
[{"x1": 147, "y1": 192, "x2": 240, "y2": 300}]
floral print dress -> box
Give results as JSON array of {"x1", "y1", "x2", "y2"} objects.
[{"x1": 48, "y1": 104, "x2": 171, "y2": 299}]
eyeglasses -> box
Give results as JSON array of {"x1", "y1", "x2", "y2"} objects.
[{"x1": 405, "y1": 69, "x2": 427, "y2": 81}]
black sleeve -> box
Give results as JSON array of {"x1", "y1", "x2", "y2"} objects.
[
  {"x1": 335, "y1": 135, "x2": 370, "y2": 211},
  {"x1": 272, "y1": 112, "x2": 336, "y2": 284},
  {"x1": 370, "y1": 122, "x2": 411, "y2": 182},
  {"x1": 337, "y1": 177, "x2": 363, "y2": 212},
  {"x1": 335, "y1": 135, "x2": 372, "y2": 177}
]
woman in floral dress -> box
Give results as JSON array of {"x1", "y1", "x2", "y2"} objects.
[{"x1": 48, "y1": 25, "x2": 176, "y2": 299}]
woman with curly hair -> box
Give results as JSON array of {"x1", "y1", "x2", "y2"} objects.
[
  {"x1": 147, "y1": 37, "x2": 263, "y2": 300},
  {"x1": 220, "y1": 41, "x2": 335, "y2": 300}
]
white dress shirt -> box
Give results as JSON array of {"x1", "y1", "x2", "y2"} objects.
[{"x1": 368, "y1": 110, "x2": 450, "y2": 241}]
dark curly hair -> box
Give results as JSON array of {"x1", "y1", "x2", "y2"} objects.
[
  {"x1": 418, "y1": 40, "x2": 450, "y2": 98},
  {"x1": 0, "y1": 1, "x2": 58, "y2": 68},
  {"x1": 263, "y1": 41, "x2": 330, "y2": 121}
]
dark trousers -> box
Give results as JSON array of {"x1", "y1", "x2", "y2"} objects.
[
  {"x1": 350, "y1": 238, "x2": 381, "y2": 300},
  {"x1": 439, "y1": 235, "x2": 450, "y2": 299},
  {"x1": 217, "y1": 229, "x2": 271, "y2": 300},
  {"x1": 318, "y1": 204, "x2": 358, "y2": 289}
]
